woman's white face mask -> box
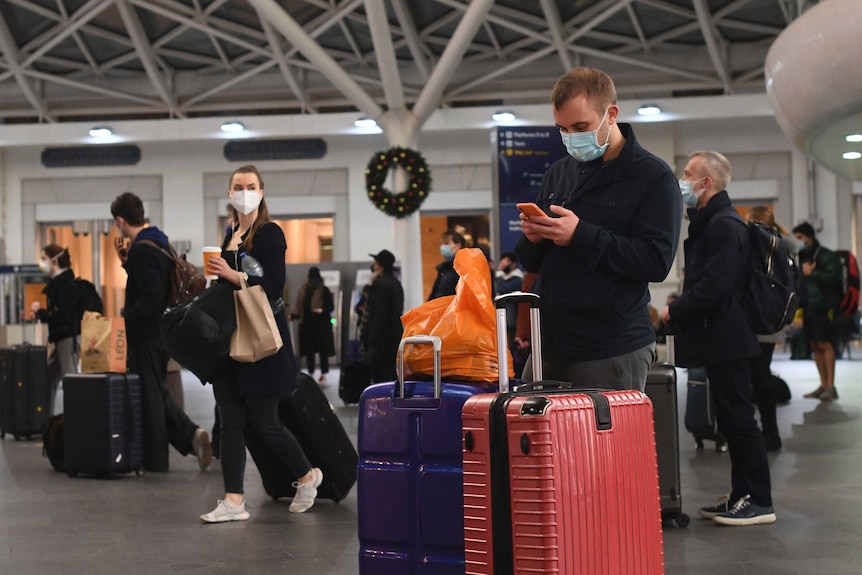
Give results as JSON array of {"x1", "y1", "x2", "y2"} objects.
[{"x1": 229, "y1": 190, "x2": 262, "y2": 215}]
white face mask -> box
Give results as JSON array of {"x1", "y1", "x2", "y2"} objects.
[
  {"x1": 38, "y1": 259, "x2": 52, "y2": 274},
  {"x1": 230, "y1": 190, "x2": 262, "y2": 216}
]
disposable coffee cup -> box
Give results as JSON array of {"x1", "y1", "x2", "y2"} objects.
[{"x1": 202, "y1": 246, "x2": 221, "y2": 280}]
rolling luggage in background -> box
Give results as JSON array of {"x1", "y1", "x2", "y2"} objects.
[
  {"x1": 685, "y1": 366, "x2": 727, "y2": 452},
  {"x1": 357, "y1": 335, "x2": 499, "y2": 575},
  {"x1": 461, "y1": 294, "x2": 665, "y2": 575},
  {"x1": 0, "y1": 344, "x2": 50, "y2": 440},
  {"x1": 644, "y1": 354, "x2": 690, "y2": 527},
  {"x1": 62, "y1": 373, "x2": 143, "y2": 477},
  {"x1": 245, "y1": 372, "x2": 357, "y2": 503},
  {"x1": 338, "y1": 360, "x2": 371, "y2": 405}
]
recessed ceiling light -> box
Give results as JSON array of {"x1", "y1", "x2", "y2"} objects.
[
  {"x1": 492, "y1": 110, "x2": 516, "y2": 122},
  {"x1": 89, "y1": 126, "x2": 112, "y2": 138},
  {"x1": 354, "y1": 117, "x2": 377, "y2": 129},
  {"x1": 842, "y1": 151, "x2": 862, "y2": 160},
  {"x1": 637, "y1": 104, "x2": 662, "y2": 116},
  {"x1": 220, "y1": 121, "x2": 245, "y2": 133},
  {"x1": 845, "y1": 134, "x2": 862, "y2": 143}
]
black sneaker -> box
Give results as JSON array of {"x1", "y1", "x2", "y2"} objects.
[
  {"x1": 699, "y1": 494, "x2": 735, "y2": 519},
  {"x1": 713, "y1": 495, "x2": 776, "y2": 526}
]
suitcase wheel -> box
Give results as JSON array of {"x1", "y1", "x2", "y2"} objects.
[
  {"x1": 66, "y1": 470, "x2": 78, "y2": 478},
  {"x1": 134, "y1": 469, "x2": 144, "y2": 478},
  {"x1": 674, "y1": 513, "x2": 691, "y2": 528},
  {"x1": 0, "y1": 431, "x2": 4, "y2": 439}
]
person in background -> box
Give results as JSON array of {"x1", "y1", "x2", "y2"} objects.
[
  {"x1": 428, "y1": 229, "x2": 465, "y2": 300},
  {"x1": 662, "y1": 151, "x2": 774, "y2": 526},
  {"x1": 203, "y1": 164, "x2": 321, "y2": 522},
  {"x1": 793, "y1": 222, "x2": 843, "y2": 401},
  {"x1": 110, "y1": 192, "x2": 212, "y2": 473},
  {"x1": 746, "y1": 206, "x2": 794, "y2": 451},
  {"x1": 361, "y1": 250, "x2": 404, "y2": 383},
  {"x1": 513, "y1": 271, "x2": 539, "y2": 377},
  {"x1": 31, "y1": 244, "x2": 79, "y2": 416},
  {"x1": 293, "y1": 267, "x2": 335, "y2": 384},
  {"x1": 516, "y1": 66, "x2": 682, "y2": 391},
  {"x1": 495, "y1": 251, "x2": 525, "y2": 347},
  {"x1": 655, "y1": 292, "x2": 678, "y2": 344}
]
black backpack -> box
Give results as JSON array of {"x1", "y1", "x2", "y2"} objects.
[
  {"x1": 835, "y1": 249, "x2": 860, "y2": 317},
  {"x1": 42, "y1": 414, "x2": 65, "y2": 472},
  {"x1": 75, "y1": 278, "x2": 104, "y2": 320},
  {"x1": 741, "y1": 221, "x2": 801, "y2": 335}
]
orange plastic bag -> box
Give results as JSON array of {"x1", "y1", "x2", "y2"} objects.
[{"x1": 400, "y1": 248, "x2": 514, "y2": 383}]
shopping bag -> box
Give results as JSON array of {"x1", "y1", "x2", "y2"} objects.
[
  {"x1": 80, "y1": 311, "x2": 127, "y2": 373},
  {"x1": 159, "y1": 282, "x2": 236, "y2": 383},
  {"x1": 230, "y1": 275, "x2": 283, "y2": 363},
  {"x1": 401, "y1": 248, "x2": 512, "y2": 383}
]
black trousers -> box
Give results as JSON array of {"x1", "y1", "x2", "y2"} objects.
[
  {"x1": 369, "y1": 357, "x2": 397, "y2": 384},
  {"x1": 750, "y1": 343, "x2": 779, "y2": 437},
  {"x1": 127, "y1": 339, "x2": 198, "y2": 472},
  {"x1": 706, "y1": 358, "x2": 773, "y2": 507},
  {"x1": 211, "y1": 371, "x2": 312, "y2": 495}
]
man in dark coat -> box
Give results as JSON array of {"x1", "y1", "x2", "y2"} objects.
[
  {"x1": 516, "y1": 67, "x2": 681, "y2": 391},
  {"x1": 661, "y1": 151, "x2": 775, "y2": 526},
  {"x1": 362, "y1": 250, "x2": 404, "y2": 383},
  {"x1": 111, "y1": 192, "x2": 211, "y2": 472}
]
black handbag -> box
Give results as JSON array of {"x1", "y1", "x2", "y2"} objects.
[{"x1": 159, "y1": 282, "x2": 237, "y2": 384}]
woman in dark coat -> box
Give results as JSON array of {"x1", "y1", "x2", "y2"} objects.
[
  {"x1": 31, "y1": 244, "x2": 80, "y2": 416},
  {"x1": 202, "y1": 164, "x2": 322, "y2": 523},
  {"x1": 293, "y1": 267, "x2": 335, "y2": 383}
]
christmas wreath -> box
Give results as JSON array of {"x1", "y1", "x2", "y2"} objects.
[{"x1": 365, "y1": 146, "x2": 431, "y2": 218}]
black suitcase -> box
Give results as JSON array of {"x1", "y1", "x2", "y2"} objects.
[
  {"x1": 245, "y1": 372, "x2": 357, "y2": 502},
  {"x1": 0, "y1": 345, "x2": 50, "y2": 440},
  {"x1": 338, "y1": 360, "x2": 371, "y2": 405},
  {"x1": 685, "y1": 366, "x2": 727, "y2": 453},
  {"x1": 62, "y1": 373, "x2": 143, "y2": 477},
  {"x1": 644, "y1": 362, "x2": 690, "y2": 527}
]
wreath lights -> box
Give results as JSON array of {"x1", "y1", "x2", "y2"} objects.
[{"x1": 365, "y1": 146, "x2": 431, "y2": 218}]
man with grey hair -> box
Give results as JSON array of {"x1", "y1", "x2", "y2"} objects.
[{"x1": 661, "y1": 151, "x2": 775, "y2": 526}]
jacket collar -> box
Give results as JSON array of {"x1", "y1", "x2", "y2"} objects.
[
  {"x1": 573, "y1": 123, "x2": 639, "y2": 182},
  {"x1": 689, "y1": 190, "x2": 732, "y2": 234}
]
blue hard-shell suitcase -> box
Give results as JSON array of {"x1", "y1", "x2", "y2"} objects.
[{"x1": 357, "y1": 335, "x2": 497, "y2": 575}]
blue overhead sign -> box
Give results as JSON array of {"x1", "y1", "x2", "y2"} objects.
[{"x1": 494, "y1": 126, "x2": 567, "y2": 256}]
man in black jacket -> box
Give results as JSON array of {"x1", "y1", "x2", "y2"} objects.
[
  {"x1": 111, "y1": 192, "x2": 211, "y2": 473},
  {"x1": 362, "y1": 249, "x2": 404, "y2": 383},
  {"x1": 516, "y1": 67, "x2": 681, "y2": 391},
  {"x1": 661, "y1": 151, "x2": 775, "y2": 526}
]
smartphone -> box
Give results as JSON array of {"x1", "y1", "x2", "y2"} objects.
[{"x1": 516, "y1": 202, "x2": 547, "y2": 217}]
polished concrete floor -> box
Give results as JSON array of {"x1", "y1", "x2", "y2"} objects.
[{"x1": 1, "y1": 349, "x2": 861, "y2": 574}]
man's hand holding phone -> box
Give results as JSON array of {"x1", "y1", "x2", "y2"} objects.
[{"x1": 518, "y1": 202, "x2": 579, "y2": 246}]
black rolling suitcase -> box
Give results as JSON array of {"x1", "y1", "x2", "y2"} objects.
[
  {"x1": 245, "y1": 372, "x2": 357, "y2": 502},
  {"x1": 685, "y1": 366, "x2": 727, "y2": 452},
  {"x1": 644, "y1": 358, "x2": 690, "y2": 528},
  {"x1": 0, "y1": 345, "x2": 50, "y2": 440},
  {"x1": 338, "y1": 360, "x2": 371, "y2": 405},
  {"x1": 62, "y1": 373, "x2": 143, "y2": 477}
]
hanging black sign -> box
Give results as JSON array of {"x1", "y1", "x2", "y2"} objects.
[
  {"x1": 224, "y1": 138, "x2": 327, "y2": 162},
  {"x1": 41, "y1": 145, "x2": 142, "y2": 168}
]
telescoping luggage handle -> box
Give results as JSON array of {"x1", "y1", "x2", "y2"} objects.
[
  {"x1": 396, "y1": 335, "x2": 442, "y2": 402},
  {"x1": 495, "y1": 291, "x2": 542, "y2": 393}
]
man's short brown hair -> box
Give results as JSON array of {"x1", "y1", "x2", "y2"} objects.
[
  {"x1": 110, "y1": 192, "x2": 145, "y2": 226},
  {"x1": 551, "y1": 67, "x2": 617, "y2": 115}
]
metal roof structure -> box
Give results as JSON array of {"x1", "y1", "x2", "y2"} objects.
[{"x1": 0, "y1": 0, "x2": 815, "y2": 125}]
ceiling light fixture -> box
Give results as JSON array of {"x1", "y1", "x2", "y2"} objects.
[
  {"x1": 492, "y1": 110, "x2": 516, "y2": 122},
  {"x1": 88, "y1": 126, "x2": 112, "y2": 138},
  {"x1": 637, "y1": 104, "x2": 662, "y2": 116},
  {"x1": 220, "y1": 121, "x2": 245, "y2": 133},
  {"x1": 845, "y1": 134, "x2": 862, "y2": 143},
  {"x1": 354, "y1": 117, "x2": 377, "y2": 129},
  {"x1": 842, "y1": 151, "x2": 862, "y2": 160}
]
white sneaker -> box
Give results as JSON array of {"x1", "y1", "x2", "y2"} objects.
[
  {"x1": 289, "y1": 468, "x2": 323, "y2": 513},
  {"x1": 200, "y1": 499, "x2": 250, "y2": 523}
]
